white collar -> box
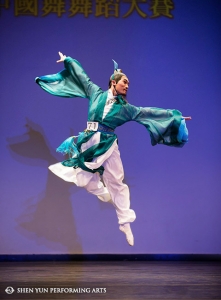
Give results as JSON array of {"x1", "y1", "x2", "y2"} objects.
[{"x1": 107, "y1": 89, "x2": 115, "y2": 99}]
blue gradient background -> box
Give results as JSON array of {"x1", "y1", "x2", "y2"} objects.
[{"x1": 0, "y1": 1, "x2": 221, "y2": 254}]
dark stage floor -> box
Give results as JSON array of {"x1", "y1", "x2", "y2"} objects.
[{"x1": 0, "y1": 261, "x2": 221, "y2": 299}]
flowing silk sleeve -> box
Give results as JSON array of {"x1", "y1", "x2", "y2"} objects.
[
  {"x1": 35, "y1": 57, "x2": 101, "y2": 100},
  {"x1": 128, "y1": 105, "x2": 188, "y2": 147}
]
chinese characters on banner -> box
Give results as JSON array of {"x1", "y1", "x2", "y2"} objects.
[
  {"x1": 0, "y1": 0, "x2": 9, "y2": 15},
  {"x1": 0, "y1": 0, "x2": 174, "y2": 19}
]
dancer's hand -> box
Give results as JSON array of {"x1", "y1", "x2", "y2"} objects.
[
  {"x1": 183, "y1": 116, "x2": 192, "y2": 120},
  {"x1": 56, "y1": 51, "x2": 66, "y2": 63}
]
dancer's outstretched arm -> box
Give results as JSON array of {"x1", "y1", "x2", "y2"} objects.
[{"x1": 36, "y1": 52, "x2": 101, "y2": 100}]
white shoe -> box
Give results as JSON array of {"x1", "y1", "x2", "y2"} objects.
[
  {"x1": 119, "y1": 223, "x2": 134, "y2": 246},
  {"x1": 97, "y1": 192, "x2": 111, "y2": 202},
  {"x1": 97, "y1": 187, "x2": 111, "y2": 202}
]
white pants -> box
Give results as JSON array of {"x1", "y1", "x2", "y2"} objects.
[{"x1": 49, "y1": 137, "x2": 136, "y2": 224}]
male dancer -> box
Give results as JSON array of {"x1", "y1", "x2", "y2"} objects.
[{"x1": 36, "y1": 52, "x2": 191, "y2": 246}]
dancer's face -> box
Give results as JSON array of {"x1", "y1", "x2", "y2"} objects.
[{"x1": 112, "y1": 76, "x2": 129, "y2": 96}]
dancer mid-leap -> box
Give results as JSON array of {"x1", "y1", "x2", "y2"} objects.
[{"x1": 36, "y1": 52, "x2": 191, "y2": 246}]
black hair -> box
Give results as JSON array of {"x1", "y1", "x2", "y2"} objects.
[{"x1": 108, "y1": 72, "x2": 126, "y2": 88}]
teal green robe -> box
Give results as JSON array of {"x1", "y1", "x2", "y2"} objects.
[{"x1": 36, "y1": 57, "x2": 188, "y2": 174}]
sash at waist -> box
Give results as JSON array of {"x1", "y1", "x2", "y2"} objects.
[{"x1": 97, "y1": 123, "x2": 115, "y2": 134}]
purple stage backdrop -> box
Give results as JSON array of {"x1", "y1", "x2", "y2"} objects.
[{"x1": 0, "y1": 1, "x2": 221, "y2": 255}]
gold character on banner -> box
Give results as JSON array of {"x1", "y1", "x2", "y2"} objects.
[
  {"x1": 122, "y1": 0, "x2": 147, "y2": 18},
  {"x1": 0, "y1": 0, "x2": 9, "y2": 15},
  {"x1": 14, "y1": 0, "x2": 38, "y2": 16},
  {"x1": 69, "y1": 0, "x2": 92, "y2": 17},
  {"x1": 42, "y1": 0, "x2": 66, "y2": 17},
  {"x1": 95, "y1": 0, "x2": 120, "y2": 18},
  {"x1": 149, "y1": 0, "x2": 174, "y2": 18}
]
